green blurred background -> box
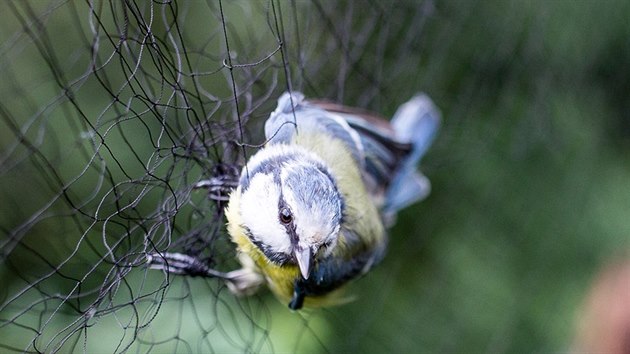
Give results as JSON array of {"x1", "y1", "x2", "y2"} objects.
[{"x1": 1, "y1": 0, "x2": 629, "y2": 352}]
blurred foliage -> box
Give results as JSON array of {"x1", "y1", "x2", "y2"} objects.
[
  {"x1": 328, "y1": 0, "x2": 630, "y2": 352},
  {"x1": 1, "y1": 0, "x2": 630, "y2": 353}
]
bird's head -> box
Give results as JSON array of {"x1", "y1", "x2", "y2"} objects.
[{"x1": 236, "y1": 144, "x2": 343, "y2": 279}]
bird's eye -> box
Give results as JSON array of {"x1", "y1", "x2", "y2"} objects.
[{"x1": 279, "y1": 207, "x2": 293, "y2": 224}]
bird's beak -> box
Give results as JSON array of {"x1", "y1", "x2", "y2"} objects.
[{"x1": 294, "y1": 247, "x2": 312, "y2": 280}]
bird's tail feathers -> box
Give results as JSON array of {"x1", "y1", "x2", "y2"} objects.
[
  {"x1": 383, "y1": 93, "x2": 440, "y2": 219},
  {"x1": 391, "y1": 93, "x2": 441, "y2": 163}
]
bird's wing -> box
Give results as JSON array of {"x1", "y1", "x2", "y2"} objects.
[
  {"x1": 265, "y1": 91, "x2": 439, "y2": 216},
  {"x1": 265, "y1": 92, "x2": 413, "y2": 204},
  {"x1": 308, "y1": 100, "x2": 413, "y2": 203},
  {"x1": 311, "y1": 94, "x2": 441, "y2": 219},
  {"x1": 264, "y1": 92, "x2": 366, "y2": 167}
]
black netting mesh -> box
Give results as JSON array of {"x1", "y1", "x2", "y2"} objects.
[{"x1": 0, "y1": 1, "x2": 437, "y2": 352}]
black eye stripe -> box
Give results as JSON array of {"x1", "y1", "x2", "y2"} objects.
[
  {"x1": 279, "y1": 207, "x2": 293, "y2": 224},
  {"x1": 278, "y1": 195, "x2": 299, "y2": 245}
]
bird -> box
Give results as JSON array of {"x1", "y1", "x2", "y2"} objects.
[{"x1": 222, "y1": 91, "x2": 440, "y2": 310}]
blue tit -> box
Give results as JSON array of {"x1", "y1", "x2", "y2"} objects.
[{"x1": 224, "y1": 91, "x2": 440, "y2": 310}]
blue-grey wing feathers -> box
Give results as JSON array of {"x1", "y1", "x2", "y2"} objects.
[
  {"x1": 264, "y1": 92, "x2": 365, "y2": 166},
  {"x1": 265, "y1": 91, "x2": 440, "y2": 220}
]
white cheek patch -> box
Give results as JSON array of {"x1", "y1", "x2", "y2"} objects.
[{"x1": 239, "y1": 173, "x2": 292, "y2": 254}]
